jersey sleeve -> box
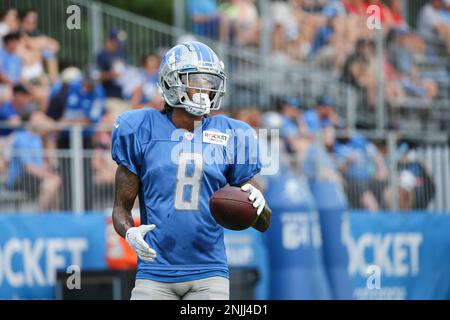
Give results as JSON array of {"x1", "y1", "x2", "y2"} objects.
[
  {"x1": 111, "y1": 116, "x2": 142, "y2": 176},
  {"x1": 227, "y1": 123, "x2": 262, "y2": 186}
]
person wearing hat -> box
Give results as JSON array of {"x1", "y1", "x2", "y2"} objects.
[
  {"x1": 277, "y1": 97, "x2": 312, "y2": 155},
  {"x1": 96, "y1": 28, "x2": 127, "y2": 99},
  {"x1": 302, "y1": 96, "x2": 343, "y2": 134},
  {"x1": 96, "y1": 28, "x2": 130, "y2": 122},
  {"x1": 45, "y1": 66, "x2": 82, "y2": 121},
  {"x1": 279, "y1": 97, "x2": 302, "y2": 138}
]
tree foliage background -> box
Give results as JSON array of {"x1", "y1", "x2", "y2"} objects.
[{"x1": 99, "y1": 0, "x2": 173, "y2": 25}]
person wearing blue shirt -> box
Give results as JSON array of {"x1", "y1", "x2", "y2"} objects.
[
  {"x1": 0, "y1": 101, "x2": 19, "y2": 136},
  {"x1": 310, "y1": 9, "x2": 337, "y2": 56},
  {"x1": 0, "y1": 32, "x2": 22, "y2": 85},
  {"x1": 6, "y1": 111, "x2": 60, "y2": 211},
  {"x1": 57, "y1": 75, "x2": 106, "y2": 146},
  {"x1": 334, "y1": 133, "x2": 389, "y2": 211},
  {"x1": 111, "y1": 41, "x2": 271, "y2": 300},
  {"x1": 96, "y1": 29, "x2": 127, "y2": 99},
  {"x1": 64, "y1": 78, "x2": 106, "y2": 129},
  {"x1": 131, "y1": 54, "x2": 163, "y2": 110},
  {"x1": 187, "y1": 0, "x2": 221, "y2": 39},
  {"x1": 279, "y1": 97, "x2": 305, "y2": 154},
  {"x1": 303, "y1": 96, "x2": 343, "y2": 134},
  {"x1": 0, "y1": 84, "x2": 33, "y2": 136}
]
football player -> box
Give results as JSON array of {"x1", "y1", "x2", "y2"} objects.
[{"x1": 111, "y1": 41, "x2": 271, "y2": 300}]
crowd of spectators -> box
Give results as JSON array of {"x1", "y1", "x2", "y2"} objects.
[
  {"x1": 0, "y1": 3, "x2": 439, "y2": 212},
  {"x1": 188, "y1": 0, "x2": 450, "y2": 123},
  {"x1": 247, "y1": 96, "x2": 435, "y2": 211}
]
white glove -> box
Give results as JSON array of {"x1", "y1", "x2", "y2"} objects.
[
  {"x1": 125, "y1": 224, "x2": 157, "y2": 262},
  {"x1": 241, "y1": 184, "x2": 266, "y2": 216}
]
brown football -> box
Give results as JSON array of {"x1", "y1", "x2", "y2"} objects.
[{"x1": 209, "y1": 186, "x2": 257, "y2": 231}]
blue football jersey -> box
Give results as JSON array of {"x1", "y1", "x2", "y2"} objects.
[{"x1": 111, "y1": 108, "x2": 261, "y2": 282}]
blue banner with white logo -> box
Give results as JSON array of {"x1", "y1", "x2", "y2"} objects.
[
  {"x1": 348, "y1": 211, "x2": 450, "y2": 300},
  {"x1": 0, "y1": 213, "x2": 106, "y2": 299}
]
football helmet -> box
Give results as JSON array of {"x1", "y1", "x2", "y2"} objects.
[{"x1": 158, "y1": 41, "x2": 226, "y2": 116}]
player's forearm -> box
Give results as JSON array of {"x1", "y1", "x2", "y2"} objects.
[
  {"x1": 112, "y1": 165, "x2": 140, "y2": 238},
  {"x1": 112, "y1": 206, "x2": 135, "y2": 238},
  {"x1": 252, "y1": 205, "x2": 271, "y2": 233}
]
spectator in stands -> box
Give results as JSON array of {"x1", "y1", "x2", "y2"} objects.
[
  {"x1": 18, "y1": 9, "x2": 59, "y2": 82},
  {"x1": 418, "y1": 0, "x2": 450, "y2": 54},
  {"x1": 234, "y1": 0, "x2": 260, "y2": 46},
  {"x1": 269, "y1": 1, "x2": 298, "y2": 60},
  {"x1": 385, "y1": 0, "x2": 407, "y2": 27},
  {"x1": 0, "y1": 11, "x2": 20, "y2": 103},
  {"x1": 279, "y1": 97, "x2": 302, "y2": 140},
  {"x1": 310, "y1": 8, "x2": 348, "y2": 70},
  {"x1": 0, "y1": 84, "x2": 33, "y2": 137},
  {"x1": 397, "y1": 145, "x2": 436, "y2": 210},
  {"x1": 46, "y1": 66, "x2": 83, "y2": 121},
  {"x1": 219, "y1": 0, "x2": 239, "y2": 43},
  {"x1": 58, "y1": 72, "x2": 106, "y2": 149},
  {"x1": 303, "y1": 125, "x2": 345, "y2": 185},
  {"x1": 387, "y1": 27, "x2": 438, "y2": 99},
  {"x1": 341, "y1": 38, "x2": 376, "y2": 108},
  {"x1": 0, "y1": 9, "x2": 19, "y2": 48},
  {"x1": 440, "y1": 0, "x2": 450, "y2": 23},
  {"x1": 220, "y1": 0, "x2": 260, "y2": 46},
  {"x1": 278, "y1": 97, "x2": 310, "y2": 155},
  {"x1": 303, "y1": 96, "x2": 344, "y2": 134},
  {"x1": 96, "y1": 28, "x2": 127, "y2": 99},
  {"x1": 56, "y1": 72, "x2": 106, "y2": 211},
  {"x1": 131, "y1": 54, "x2": 164, "y2": 110},
  {"x1": 290, "y1": 0, "x2": 328, "y2": 59},
  {"x1": 305, "y1": 127, "x2": 345, "y2": 187},
  {"x1": 6, "y1": 111, "x2": 60, "y2": 211},
  {"x1": 260, "y1": 110, "x2": 295, "y2": 172},
  {"x1": 0, "y1": 32, "x2": 22, "y2": 86},
  {"x1": 310, "y1": 8, "x2": 336, "y2": 55},
  {"x1": 385, "y1": 0, "x2": 426, "y2": 55},
  {"x1": 334, "y1": 132, "x2": 390, "y2": 211},
  {"x1": 96, "y1": 28, "x2": 129, "y2": 120},
  {"x1": 187, "y1": 0, "x2": 225, "y2": 40}
]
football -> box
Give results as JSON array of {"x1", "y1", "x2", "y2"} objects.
[{"x1": 209, "y1": 186, "x2": 258, "y2": 231}]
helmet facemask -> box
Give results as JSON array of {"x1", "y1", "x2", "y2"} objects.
[{"x1": 164, "y1": 71, "x2": 226, "y2": 116}]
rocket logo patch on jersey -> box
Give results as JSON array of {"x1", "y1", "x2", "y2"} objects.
[{"x1": 202, "y1": 130, "x2": 229, "y2": 147}]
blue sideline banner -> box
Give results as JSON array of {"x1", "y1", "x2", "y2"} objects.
[
  {"x1": 0, "y1": 214, "x2": 106, "y2": 299},
  {"x1": 224, "y1": 228, "x2": 269, "y2": 300},
  {"x1": 348, "y1": 212, "x2": 450, "y2": 300}
]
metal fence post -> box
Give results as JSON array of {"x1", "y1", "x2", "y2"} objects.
[
  {"x1": 259, "y1": 0, "x2": 271, "y2": 109},
  {"x1": 346, "y1": 85, "x2": 356, "y2": 130},
  {"x1": 70, "y1": 125, "x2": 85, "y2": 213},
  {"x1": 89, "y1": 1, "x2": 103, "y2": 62},
  {"x1": 375, "y1": 28, "x2": 385, "y2": 132},
  {"x1": 387, "y1": 132, "x2": 399, "y2": 211},
  {"x1": 173, "y1": 0, "x2": 185, "y2": 36}
]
